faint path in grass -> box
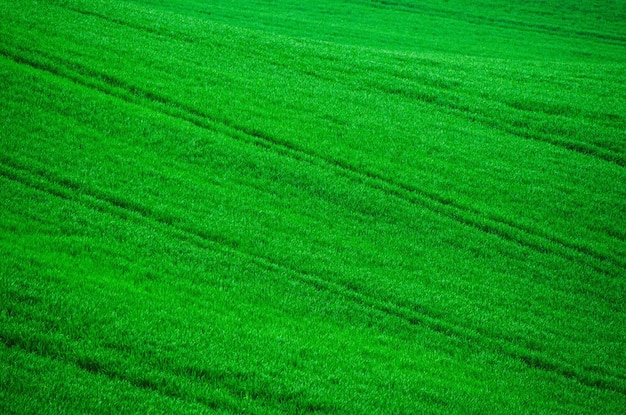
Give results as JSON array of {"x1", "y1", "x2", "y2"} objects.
[
  {"x1": 59, "y1": 0, "x2": 626, "y2": 167},
  {"x1": 1, "y1": 44, "x2": 623, "y2": 283},
  {"x1": 27, "y1": 0, "x2": 624, "y2": 174},
  {"x1": 366, "y1": 78, "x2": 626, "y2": 167},
  {"x1": 0, "y1": 327, "x2": 253, "y2": 414},
  {"x1": 1, "y1": 155, "x2": 624, "y2": 396},
  {"x1": 1, "y1": 44, "x2": 623, "y2": 280},
  {"x1": 367, "y1": 0, "x2": 626, "y2": 45}
]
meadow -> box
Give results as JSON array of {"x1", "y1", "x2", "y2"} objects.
[{"x1": 1, "y1": 0, "x2": 625, "y2": 413}]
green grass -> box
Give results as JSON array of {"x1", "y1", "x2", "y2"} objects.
[{"x1": 1, "y1": 0, "x2": 625, "y2": 413}]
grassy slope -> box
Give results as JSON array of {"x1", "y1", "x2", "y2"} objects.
[{"x1": 1, "y1": 0, "x2": 625, "y2": 413}]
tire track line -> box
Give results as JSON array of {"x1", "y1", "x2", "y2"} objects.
[
  {"x1": 8, "y1": 1, "x2": 624, "y2": 396},
  {"x1": 0, "y1": 329, "x2": 239, "y2": 413},
  {"x1": 59, "y1": 1, "x2": 626, "y2": 166},
  {"x1": 307, "y1": 49, "x2": 625, "y2": 165},
  {"x1": 364, "y1": 78, "x2": 625, "y2": 166},
  {"x1": 44, "y1": 0, "x2": 623, "y2": 166},
  {"x1": 1, "y1": 44, "x2": 623, "y2": 279},
  {"x1": 60, "y1": 3, "x2": 198, "y2": 45},
  {"x1": 369, "y1": 0, "x2": 626, "y2": 45},
  {"x1": 308, "y1": 59, "x2": 625, "y2": 166},
  {"x1": 1, "y1": 157, "x2": 624, "y2": 395}
]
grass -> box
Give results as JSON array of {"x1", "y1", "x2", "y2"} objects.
[{"x1": 1, "y1": 0, "x2": 625, "y2": 413}]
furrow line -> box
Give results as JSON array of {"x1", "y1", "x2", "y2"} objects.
[
  {"x1": 372, "y1": 82, "x2": 625, "y2": 167},
  {"x1": 58, "y1": 2, "x2": 199, "y2": 45},
  {"x1": 1, "y1": 157, "x2": 624, "y2": 394},
  {"x1": 43, "y1": 0, "x2": 626, "y2": 167},
  {"x1": 53, "y1": 0, "x2": 626, "y2": 166},
  {"x1": 0, "y1": 156, "x2": 239, "y2": 253},
  {"x1": 0, "y1": 330, "x2": 239, "y2": 413},
  {"x1": 315, "y1": 64, "x2": 622, "y2": 166},
  {"x1": 0, "y1": 158, "x2": 462, "y2": 347},
  {"x1": 2, "y1": 44, "x2": 622, "y2": 278},
  {"x1": 318, "y1": 55, "x2": 624, "y2": 165},
  {"x1": 474, "y1": 112, "x2": 624, "y2": 167},
  {"x1": 369, "y1": 0, "x2": 626, "y2": 45}
]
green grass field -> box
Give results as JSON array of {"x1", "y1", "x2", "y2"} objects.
[{"x1": 1, "y1": 0, "x2": 625, "y2": 413}]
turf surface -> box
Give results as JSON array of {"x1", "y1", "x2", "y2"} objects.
[{"x1": 1, "y1": 0, "x2": 625, "y2": 413}]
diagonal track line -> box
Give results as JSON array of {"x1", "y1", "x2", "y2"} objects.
[
  {"x1": 1, "y1": 44, "x2": 623, "y2": 280},
  {"x1": 62, "y1": 0, "x2": 626, "y2": 166},
  {"x1": 0, "y1": 329, "x2": 241, "y2": 413},
  {"x1": 1, "y1": 155, "x2": 624, "y2": 395}
]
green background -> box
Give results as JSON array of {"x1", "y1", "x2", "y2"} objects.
[{"x1": 1, "y1": 0, "x2": 625, "y2": 413}]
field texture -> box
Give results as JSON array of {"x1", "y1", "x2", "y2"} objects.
[{"x1": 1, "y1": 0, "x2": 625, "y2": 413}]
